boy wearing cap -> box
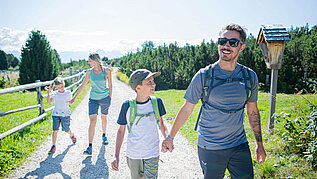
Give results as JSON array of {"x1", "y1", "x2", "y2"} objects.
[{"x1": 111, "y1": 69, "x2": 168, "y2": 179}]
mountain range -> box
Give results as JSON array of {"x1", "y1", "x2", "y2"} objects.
[{"x1": 5, "y1": 49, "x2": 124, "y2": 63}]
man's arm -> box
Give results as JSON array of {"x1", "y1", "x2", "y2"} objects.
[
  {"x1": 161, "y1": 100, "x2": 196, "y2": 152},
  {"x1": 246, "y1": 101, "x2": 266, "y2": 163}
]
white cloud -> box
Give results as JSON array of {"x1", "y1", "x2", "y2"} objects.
[
  {"x1": 45, "y1": 30, "x2": 109, "y2": 36},
  {"x1": 0, "y1": 27, "x2": 205, "y2": 59},
  {"x1": 0, "y1": 27, "x2": 28, "y2": 51}
]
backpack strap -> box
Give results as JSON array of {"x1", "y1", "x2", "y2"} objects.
[
  {"x1": 150, "y1": 96, "x2": 161, "y2": 129},
  {"x1": 128, "y1": 97, "x2": 161, "y2": 133},
  {"x1": 202, "y1": 64, "x2": 215, "y2": 105},
  {"x1": 194, "y1": 64, "x2": 215, "y2": 131},
  {"x1": 241, "y1": 65, "x2": 252, "y2": 103},
  {"x1": 128, "y1": 99, "x2": 137, "y2": 133}
]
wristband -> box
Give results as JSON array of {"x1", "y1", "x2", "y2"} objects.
[{"x1": 167, "y1": 135, "x2": 174, "y2": 141}]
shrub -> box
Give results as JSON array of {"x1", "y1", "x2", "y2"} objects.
[
  {"x1": 116, "y1": 70, "x2": 129, "y2": 85},
  {"x1": 275, "y1": 99, "x2": 317, "y2": 169}
]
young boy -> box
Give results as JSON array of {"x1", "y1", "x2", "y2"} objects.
[{"x1": 111, "y1": 69, "x2": 168, "y2": 179}]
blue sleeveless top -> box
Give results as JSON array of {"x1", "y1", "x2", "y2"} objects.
[{"x1": 89, "y1": 68, "x2": 109, "y2": 100}]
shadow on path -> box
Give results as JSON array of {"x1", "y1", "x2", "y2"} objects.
[
  {"x1": 80, "y1": 145, "x2": 109, "y2": 179},
  {"x1": 22, "y1": 144, "x2": 74, "y2": 179}
]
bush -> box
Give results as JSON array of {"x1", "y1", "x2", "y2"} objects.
[
  {"x1": 116, "y1": 70, "x2": 129, "y2": 85},
  {"x1": 295, "y1": 78, "x2": 317, "y2": 94},
  {"x1": 275, "y1": 100, "x2": 317, "y2": 169}
]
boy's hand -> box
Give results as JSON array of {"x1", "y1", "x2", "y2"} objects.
[
  {"x1": 111, "y1": 157, "x2": 119, "y2": 171},
  {"x1": 161, "y1": 138, "x2": 174, "y2": 152},
  {"x1": 44, "y1": 86, "x2": 50, "y2": 92}
]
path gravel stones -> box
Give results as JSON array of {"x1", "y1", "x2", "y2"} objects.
[{"x1": 8, "y1": 70, "x2": 203, "y2": 179}]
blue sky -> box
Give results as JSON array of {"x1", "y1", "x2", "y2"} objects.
[{"x1": 0, "y1": 0, "x2": 316, "y2": 61}]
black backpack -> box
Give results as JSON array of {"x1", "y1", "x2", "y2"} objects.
[{"x1": 194, "y1": 63, "x2": 253, "y2": 131}]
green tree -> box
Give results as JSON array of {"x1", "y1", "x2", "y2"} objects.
[
  {"x1": 0, "y1": 50, "x2": 8, "y2": 70},
  {"x1": 142, "y1": 41, "x2": 155, "y2": 51},
  {"x1": 6, "y1": 54, "x2": 19, "y2": 68},
  {"x1": 19, "y1": 30, "x2": 60, "y2": 85}
]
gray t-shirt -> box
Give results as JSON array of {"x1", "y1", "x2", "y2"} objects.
[{"x1": 184, "y1": 63, "x2": 258, "y2": 150}]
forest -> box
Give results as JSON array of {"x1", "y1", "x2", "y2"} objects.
[{"x1": 116, "y1": 24, "x2": 317, "y2": 94}]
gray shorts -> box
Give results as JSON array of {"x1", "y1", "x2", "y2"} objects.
[
  {"x1": 88, "y1": 96, "x2": 111, "y2": 115},
  {"x1": 52, "y1": 116, "x2": 71, "y2": 132},
  {"x1": 198, "y1": 142, "x2": 253, "y2": 179},
  {"x1": 127, "y1": 156, "x2": 159, "y2": 179}
]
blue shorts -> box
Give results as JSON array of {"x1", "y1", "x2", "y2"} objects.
[
  {"x1": 198, "y1": 142, "x2": 253, "y2": 179},
  {"x1": 52, "y1": 116, "x2": 71, "y2": 132},
  {"x1": 89, "y1": 96, "x2": 111, "y2": 115}
]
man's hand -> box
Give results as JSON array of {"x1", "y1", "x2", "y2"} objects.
[
  {"x1": 161, "y1": 138, "x2": 174, "y2": 153},
  {"x1": 254, "y1": 145, "x2": 266, "y2": 163}
]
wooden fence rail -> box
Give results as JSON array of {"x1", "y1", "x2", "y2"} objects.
[{"x1": 0, "y1": 68, "x2": 86, "y2": 140}]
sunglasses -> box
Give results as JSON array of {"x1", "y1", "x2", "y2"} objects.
[{"x1": 218, "y1": 38, "x2": 244, "y2": 47}]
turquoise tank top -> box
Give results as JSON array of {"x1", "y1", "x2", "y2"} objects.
[{"x1": 90, "y1": 68, "x2": 109, "y2": 100}]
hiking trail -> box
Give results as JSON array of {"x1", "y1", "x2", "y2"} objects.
[{"x1": 8, "y1": 68, "x2": 203, "y2": 179}]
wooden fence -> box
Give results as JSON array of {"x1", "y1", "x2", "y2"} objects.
[{"x1": 0, "y1": 68, "x2": 86, "y2": 139}]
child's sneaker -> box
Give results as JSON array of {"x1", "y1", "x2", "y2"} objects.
[
  {"x1": 71, "y1": 136, "x2": 77, "y2": 144},
  {"x1": 48, "y1": 145, "x2": 56, "y2": 154},
  {"x1": 103, "y1": 136, "x2": 108, "y2": 145},
  {"x1": 83, "y1": 146, "x2": 92, "y2": 155}
]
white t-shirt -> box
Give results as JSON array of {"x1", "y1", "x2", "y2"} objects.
[
  {"x1": 117, "y1": 97, "x2": 166, "y2": 159},
  {"x1": 51, "y1": 90, "x2": 72, "y2": 116}
]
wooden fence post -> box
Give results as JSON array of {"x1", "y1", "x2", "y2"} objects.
[
  {"x1": 76, "y1": 70, "x2": 79, "y2": 89},
  {"x1": 268, "y1": 69, "x2": 278, "y2": 134},
  {"x1": 35, "y1": 80, "x2": 45, "y2": 115},
  {"x1": 70, "y1": 67, "x2": 73, "y2": 92}
]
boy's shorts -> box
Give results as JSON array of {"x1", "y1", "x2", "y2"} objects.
[
  {"x1": 52, "y1": 116, "x2": 71, "y2": 132},
  {"x1": 89, "y1": 96, "x2": 111, "y2": 115},
  {"x1": 127, "y1": 156, "x2": 159, "y2": 179}
]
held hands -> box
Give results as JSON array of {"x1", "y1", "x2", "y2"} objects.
[
  {"x1": 111, "y1": 156, "x2": 119, "y2": 171},
  {"x1": 161, "y1": 137, "x2": 174, "y2": 153}
]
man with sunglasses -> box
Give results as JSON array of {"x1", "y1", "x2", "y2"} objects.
[{"x1": 162, "y1": 24, "x2": 266, "y2": 178}]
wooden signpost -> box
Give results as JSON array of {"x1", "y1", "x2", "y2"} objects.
[{"x1": 256, "y1": 25, "x2": 290, "y2": 134}]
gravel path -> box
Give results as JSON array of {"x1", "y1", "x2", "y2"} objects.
[{"x1": 8, "y1": 70, "x2": 203, "y2": 179}]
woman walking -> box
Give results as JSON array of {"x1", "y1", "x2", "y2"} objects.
[{"x1": 70, "y1": 52, "x2": 112, "y2": 155}]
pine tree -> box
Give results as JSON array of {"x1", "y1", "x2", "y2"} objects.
[
  {"x1": 0, "y1": 50, "x2": 8, "y2": 70},
  {"x1": 19, "y1": 30, "x2": 60, "y2": 85}
]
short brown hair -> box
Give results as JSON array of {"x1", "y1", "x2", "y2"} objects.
[{"x1": 220, "y1": 24, "x2": 247, "y2": 42}]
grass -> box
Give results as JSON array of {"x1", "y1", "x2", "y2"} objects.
[
  {"x1": 0, "y1": 83, "x2": 90, "y2": 177},
  {"x1": 154, "y1": 90, "x2": 317, "y2": 178}
]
